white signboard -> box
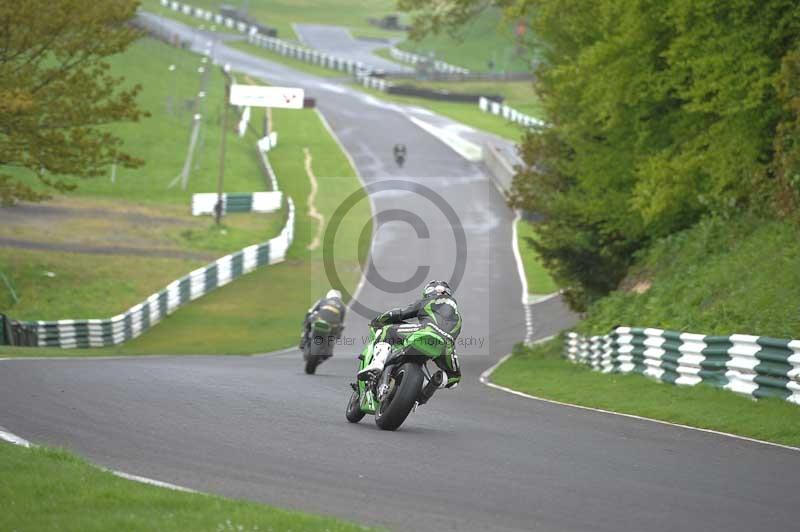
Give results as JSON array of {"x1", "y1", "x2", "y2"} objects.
[{"x1": 229, "y1": 84, "x2": 305, "y2": 109}]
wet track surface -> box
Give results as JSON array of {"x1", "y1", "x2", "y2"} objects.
[
  {"x1": 294, "y1": 23, "x2": 410, "y2": 73},
  {"x1": 2, "y1": 14, "x2": 798, "y2": 532}
]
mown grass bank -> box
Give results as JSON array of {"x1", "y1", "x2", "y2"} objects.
[
  {"x1": 0, "y1": 36, "x2": 278, "y2": 322},
  {"x1": 116, "y1": 106, "x2": 370, "y2": 355},
  {"x1": 492, "y1": 216, "x2": 800, "y2": 444},
  {"x1": 397, "y1": 8, "x2": 536, "y2": 73},
  {"x1": 0, "y1": 442, "x2": 375, "y2": 532},
  {"x1": 491, "y1": 339, "x2": 800, "y2": 447},
  {"x1": 1, "y1": 37, "x2": 369, "y2": 355},
  {"x1": 1, "y1": 105, "x2": 370, "y2": 356},
  {"x1": 516, "y1": 218, "x2": 557, "y2": 296}
]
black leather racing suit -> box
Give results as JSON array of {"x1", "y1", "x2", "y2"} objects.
[
  {"x1": 301, "y1": 296, "x2": 346, "y2": 350},
  {"x1": 370, "y1": 294, "x2": 462, "y2": 387}
]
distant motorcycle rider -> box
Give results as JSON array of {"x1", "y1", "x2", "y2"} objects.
[
  {"x1": 358, "y1": 280, "x2": 462, "y2": 388},
  {"x1": 299, "y1": 289, "x2": 346, "y2": 350},
  {"x1": 393, "y1": 143, "x2": 407, "y2": 167}
]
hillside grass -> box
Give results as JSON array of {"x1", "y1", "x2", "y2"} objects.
[
  {"x1": 1, "y1": 105, "x2": 370, "y2": 356},
  {"x1": 577, "y1": 216, "x2": 800, "y2": 339},
  {"x1": 397, "y1": 8, "x2": 537, "y2": 73},
  {"x1": 11, "y1": 38, "x2": 266, "y2": 203},
  {"x1": 0, "y1": 37, "x2": 283, "y2": 321},
  {"x1": 1, "y1": 36, "x2": 370, "y2": 355},
  {"x1": 0, "y1": 442, "x2": 374, "y2": 532},
  {"x1": 491, "y1": 339, "x2": 800, "y2": 447}
]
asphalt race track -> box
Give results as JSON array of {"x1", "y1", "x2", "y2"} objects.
[{"x1": 2, "y1": 15, "x2": 799, "y2": 532}]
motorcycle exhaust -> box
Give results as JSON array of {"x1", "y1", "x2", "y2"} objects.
[{"x1": 417, "y1": 370, "x2": 445, "y2": 406}]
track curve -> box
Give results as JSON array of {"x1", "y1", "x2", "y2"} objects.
[{"x1": 3, "y1": 14, "x2": 798, "y2": 532}]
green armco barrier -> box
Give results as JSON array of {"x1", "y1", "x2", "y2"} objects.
[{"x1": 565, "y1": 327, "x2": 800, "y2": 405}]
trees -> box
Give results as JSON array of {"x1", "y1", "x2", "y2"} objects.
[
  {"x1": 0, "y1": 0, "x2": 146, "y2": 204},
  {"x1": 401, "y1": 0, "x2": 800, "y2": 310}
]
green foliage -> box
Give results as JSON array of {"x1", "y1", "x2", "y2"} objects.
[
  {"x1": 500, "y1": 0, "x2": 800, "y2": 309},
  {"x1": 578, "y1": 216, "x2": 800, "y2": 339},
  {"x1": 0, "y1": 0, "x2": 147, "y2": 204}
]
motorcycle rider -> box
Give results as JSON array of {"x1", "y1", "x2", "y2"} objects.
[
  {"x1": 357, "y1": 280, "x2": 462, "y2": 388},
  {"x1": 393, "y1": 143, "x2": 407, "y2": 167},
  {"x1": 299, "y1": 289, "x2": 346, "y2": 351}
]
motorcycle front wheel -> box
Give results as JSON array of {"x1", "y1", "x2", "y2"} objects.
[
  {"x1": 375, "y1": 362, "x2": 423, "y2": 431},
  {"x1": 345, "y1": 390, "x2": 365, "y2": 423}
]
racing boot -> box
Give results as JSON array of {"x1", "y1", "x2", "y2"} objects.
[{"x1": 357, "y1": 342, "x2": 390, "y2": 381}]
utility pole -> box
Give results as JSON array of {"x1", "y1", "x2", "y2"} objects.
[{"x1": 216, "y1": 64, "x2": 232, "y2": 225}]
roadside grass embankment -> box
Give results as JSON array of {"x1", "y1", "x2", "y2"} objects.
[
  {"x1": 396, "y1": 7, "x2": 537, "y2": 73},
  {"x1": 121, "y1": 105, "x2": 370, "y2": 356},
  {"x1": 1, "y1": 37, "x2": 370, "y2": 356},
  {"x1": 0, "y1": 441, "x2": 375, "y2": 532},
  {"x1": 516, "y1": 218, "x2": 557, "y2": 296},
  {"x1": 0, "y1": 37, "x2": 277, "y2": 324},
  {"x1": 491, "y1": 216, "x2": 800, "y2": 446},
  {"x1": 491, "y1": 339, "x2": 800, "y2": 447}
]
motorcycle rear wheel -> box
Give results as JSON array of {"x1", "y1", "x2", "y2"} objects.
[
  {"x1": 305, "y1": 356, "x2": 320, "y2": 374},
  {"x1": 375, "y1": 363, "x2": 423, "y2": 431}
]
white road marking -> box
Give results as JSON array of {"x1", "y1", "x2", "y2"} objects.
[
  {"x1": 512, "y1": 212, "x2": 534, "y2": 344},
  {"x1": 112, "y1": 471, "x2": 197, "y2": 492},
  {"x1": 0, "y1": 427, "x2": 31, "y2": 447},
  {"x1": 318, "y1": 82, "x2": 347, "y2": 94},
  {"x1": 0, "y1": 426, "x2": 200, "y2": 492},
  {"x1": 408, "y1": 116, "x2": 482, "y2": 162}
]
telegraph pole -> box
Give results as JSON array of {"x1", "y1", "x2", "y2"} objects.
[{"x1": 216, "y1": 64, "x2": 232, "y2": 225}]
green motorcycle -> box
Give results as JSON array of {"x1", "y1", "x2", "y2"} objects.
[{"x1": 346, "y1": 322, "x2": 450, "y2": 431}]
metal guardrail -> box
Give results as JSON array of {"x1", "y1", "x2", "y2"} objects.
[
  {"x1": 478, "y1": 97, "x2": 544, "y2": 128},
  {"x1": 388, "y1": 47, "x2": 469, "y2": 75},
  {"x1": 566, "y1": 327, "x2": 800, "y2": 404}
]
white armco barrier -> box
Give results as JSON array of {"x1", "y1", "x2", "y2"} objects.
[
  {"x1": 191, "y1": 192, "x2": 283, "y2": 216},
  {"x1": 566, "y1": 327, "x2": 800, "y2": 405}
]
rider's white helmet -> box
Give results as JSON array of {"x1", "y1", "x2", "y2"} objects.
[{"x1": 326, "y1": 289, "x2": 342, "y2": 300}]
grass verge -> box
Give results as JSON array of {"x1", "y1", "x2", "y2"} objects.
[
  {"x1": 397, "y1": 7, "x2": 537, "y2": 73},
  {"x1": 0, "y1": 441, "x2": 374, "y2": 532},
  {"x1": 2, "y1": 105, "x2": 370, "y2": 356},
  {"x1": 516, "y1": 218, "x2": 557, "y2": 295},
  {"x1": 490, "y1": 338, "x2": 800, "y2": 447}
]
